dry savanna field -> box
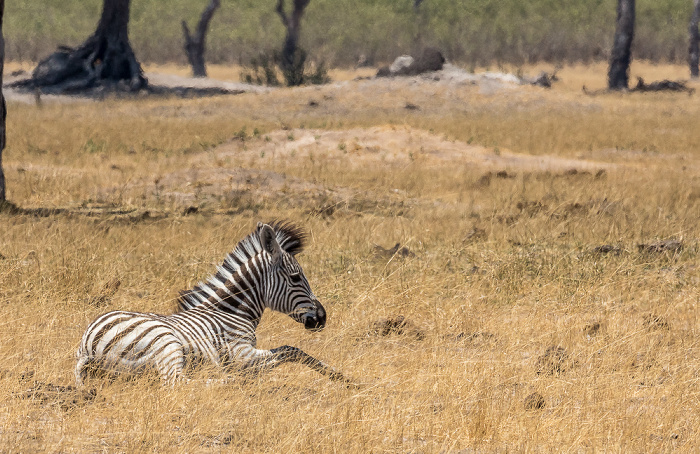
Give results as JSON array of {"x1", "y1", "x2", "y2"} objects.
[{"x1": 1, "y1": 62, "x2": 700, "y2": 452}]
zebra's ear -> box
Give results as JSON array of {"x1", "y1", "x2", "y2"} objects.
[{"x1": 259, "y1": 223, "x2": 282, "y2": 264}]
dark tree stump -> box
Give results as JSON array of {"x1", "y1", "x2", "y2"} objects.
[
  {"x1": 405, "y1": 47, "x2": 444, "y2": 75},
  {"x1": 13, "y1": 0, "x2": 146, "y2": 94},
  {"x1": 632, "y1": 77, "x2": 693, "y2": 94},
  {"x1": 376, "y1": 48, "x2": 445, "y2": 77},
  {"x1": 0, "y1": 0, "x2": 6, "y2": 203},
  {"x1": 276, "y1": 0, "x2": 310, "y2": 86},
  {"x1": 182, "y1": 0, "x2": 220, "y2": 78},
  {"x1": 690, "y1": 0, "x2": 700, "y2": 78},
  {"x1": 608, "y1": 0, "x2": 635, "y2": 90}
]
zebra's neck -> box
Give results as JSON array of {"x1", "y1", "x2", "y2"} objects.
[
  {"x1": 176, "y1": 221, "x2": 305, "y2": 316},
  {"x1": 178, "y1": 254, "x2": 270, "y2": 325}
]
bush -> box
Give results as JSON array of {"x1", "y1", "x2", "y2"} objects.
[
  {"x1": 240, "y1": 52, "x2": 281, "y2": 86},
  {"x1": 240, "y1": 48, "x2": 330, "y2": 87}
]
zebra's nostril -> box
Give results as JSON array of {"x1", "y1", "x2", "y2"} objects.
[
  {"x1": 304, "y1": 315, "x2": 325, "y2": 331},
  {"x1": 302, "y1": 301, "x2": 326, "y2": 331}
]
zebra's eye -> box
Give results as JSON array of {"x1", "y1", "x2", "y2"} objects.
[{"x1": 289, "y1": 273, "x2": 303, "y2": 284}]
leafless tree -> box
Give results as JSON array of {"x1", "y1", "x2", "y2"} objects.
[
  {"x1": 276, "y1": 0, "x2": 310, "y2": 85},
  {"x1": 182, "y1": 0, "x2": 221, "y2": 77},
  {"x1": 690, "y1": 0, "x2": 700, "y2": 78},
  {"x1": 15, "y1": 0, "x2": 146, "y2": 93},
  {"x1": 608, "y1": 0, "x2": 635, "y2": 90},
  {"x1": 0, "y1": 0, "x2": 6, "y2": 203}
]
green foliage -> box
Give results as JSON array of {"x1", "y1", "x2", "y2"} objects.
[
  {"x1": 281, "y1": 47, "x2": 331, "y2": 86},
  {"x1": 4, "y1": 0, "x2": 695, "y2": 65},
  {"x1": 305, "y1": 59, "x2": 331, "y2": 85},
  {"x1": 240, "y1": 48, "x2": 329, "y2": 87},
  {"x1": 82, "y1": 138, "x2": 107, "y2": 154},
  {"x1": 240, "y1": 51, "x2": 281, "y2": 86},
  {"x1": 282, "y1": 47, "x2": 306, "y2": 86}
]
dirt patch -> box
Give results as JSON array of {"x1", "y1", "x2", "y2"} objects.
[
  {"x1": 107, "y1": 167, "x2": 327, "y2": 208},
  {"x1": 583, "y1": 321, "x2": 602, "y2": 337},
  {"x1": 98, "y1": 125, "x2": 610, "y2": 210},
  {"x1": 589, "y1": 245, "x2": 623, "y2": 256},
  {"x1": 97, "y1": 125, "x2": 613, "y2": 212},
  {"x1": 145, "y1": 73, "x2": 269, "y2": 94},
  {"x1": 211, "y1": 126, "x2": 612, "y2": 173},
  {"x1": 523, "y1": 392, "x2": 546, "y2": 410},
  {"x1": 103, "y1": 166, "x2": 409, "y2": 215},
  {"x1": 16, "y1": 379, "x2": 97, "y2": 410},
  {"x1": 372, "y1": 243, "x2": 416, "y2": 260},
  {"x1": 86, "y1": 278, "x2": 121, "y2": 307},
  {"x1": 369, "y1": 316, "x2": 425, "y2": 340},
  {"x1": 536, "y1": 346, "x2": 569, "y2": 376},
  {"x1": 637, "y1": 240, "x2": 683, "y2": 254},
  {"x1": 643, "y1": 314, "x2": 671, "y2": 331},
  {"x1": 447, "y1": 331, "x2": 496, "y2": 345}
]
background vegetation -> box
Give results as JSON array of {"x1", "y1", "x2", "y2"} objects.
[{"x1": 4, "y1": 0, "x2": 696, "y2": 66}]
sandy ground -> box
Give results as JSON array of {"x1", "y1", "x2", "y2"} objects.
[
  {"x1": 2, "y1": 63, "x2": 526, "y2": 103},
  {"x1": 209, "y1": 126, "x2": 610, "y2": 171},
  {"x1": 108, "y1": 124, "x2": 612, "y2": 211},
  {"x1": 145, "y1": 72, "x2": 271, "y2": 94}
]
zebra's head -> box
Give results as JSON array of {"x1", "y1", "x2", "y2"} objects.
[{"x1": 258, "y1": 223, "x2": 326, "y2": 332}]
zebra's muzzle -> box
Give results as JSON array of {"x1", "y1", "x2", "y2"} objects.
[{"x1": 303, "y1": 303, "x2": 326, "y2": 332}]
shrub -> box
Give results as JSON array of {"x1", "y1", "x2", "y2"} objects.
[{"x1": 241, "y1": 48, "x2": 330, "y2": 87}]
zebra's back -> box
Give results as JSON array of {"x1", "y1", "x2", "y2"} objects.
[
  {"x1": 76, "y1": 307, "x2": 259, "y2": 385},
  {"x1": 76, "y1": 310, "x2": 189, "y2": 384}
]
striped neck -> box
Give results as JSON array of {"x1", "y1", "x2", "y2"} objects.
[
  {"x1": 176, "y1": 221, "x2": 305, "y2": 314},
  {"x1": 184, "y1": 253, "x2": 271, "y2": 325}
]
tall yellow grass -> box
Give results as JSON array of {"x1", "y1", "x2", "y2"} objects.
[{"x1": 1, "y1": 63, "x2": 699, "y2": 452}]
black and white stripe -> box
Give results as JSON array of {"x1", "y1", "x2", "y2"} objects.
[{"x1": 75, "y1": 221, "x2": 347, "y2": 385}]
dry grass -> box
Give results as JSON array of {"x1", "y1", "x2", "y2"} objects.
[{"x1": 1, "y1": 62, "x2": 700, "y2": 452}]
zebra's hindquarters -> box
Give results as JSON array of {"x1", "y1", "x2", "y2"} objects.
[{"x1": 75, "y1": 310, "x2": 186, "y2": 385}]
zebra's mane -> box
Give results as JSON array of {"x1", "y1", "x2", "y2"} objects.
[{"x1": 176, "y1": 221, "x2": 306, "y2": 312}]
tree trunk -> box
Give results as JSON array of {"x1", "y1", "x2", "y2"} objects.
[
  {"x1": 182, "y1": 0, "x2": 220, "y2": 77},
  {"x1": 0, "y1": 0, "x2": 6, "y2": 203},
  {"x1": 690, "y1": 0, "x2": 700, "y2": 78},
  {"x1": 608, "y1": 0, "x2": 635, "y2": 90},
  {"x1": 17, "y1": 0, "x2": 146, "y2": 93},
  {"x1": 276, "y1": 0, "x2": 310, "y2": 85}
]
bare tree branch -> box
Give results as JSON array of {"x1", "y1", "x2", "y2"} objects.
[
  {"x1": 690, "y1": 0, "x2": 700, "y2": 78},
  {"x1": 182, "y1": 0, "x2": 221, "y2": 77},
  {"x1": 275, "y1": 0, "x2": 289, "y2": 27},
  {"x1": 0, "y1": 0, "x2": 6, "y2": 203},
  {"x1": 276, "y1": 0, "x2": 311, "y2": 85},
  {"x1": 608, "y1": 0, "x2": 635, "y2": 90}
]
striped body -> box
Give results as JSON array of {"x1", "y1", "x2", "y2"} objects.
[{"x1": 76, "y1": 221, "x2": 347, "y2": 385}]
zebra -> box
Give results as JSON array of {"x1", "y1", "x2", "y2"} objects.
[{"x1": 75, "y1": 221, "x2": 349, "y2": 385}]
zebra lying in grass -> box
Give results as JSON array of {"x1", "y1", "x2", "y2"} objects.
[{"x1": 75, "y1": 221, "x2": 350, "y2": 385}]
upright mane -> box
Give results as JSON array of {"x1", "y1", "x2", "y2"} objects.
[{"x1": 176, "y1": 221, "x2": 306, "y2": 312}]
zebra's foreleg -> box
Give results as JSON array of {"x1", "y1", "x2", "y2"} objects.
[
  {"x1": 244, "y1": 345, "x2": 352, "y2": 384},
  {"x1": 269, "y1": 345, "x2": 351, "y2": 382}
]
